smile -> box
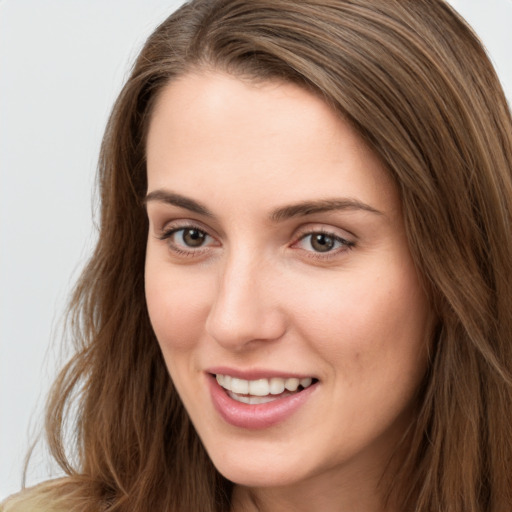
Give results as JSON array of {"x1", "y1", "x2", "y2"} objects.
[
  {"x1": 215, "y1": 374, "x2": 315, "y2": 404},
  {"x1": 208, "y1": 372, "x2": 318, "y2": 428}
]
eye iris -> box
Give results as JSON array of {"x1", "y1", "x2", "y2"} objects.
[
  {"x1": 183, "y1": 228, "x2": 206, "y2": 247},
  {"x1": 311, "y1": 233, "x2": 335, "y2": 252}
]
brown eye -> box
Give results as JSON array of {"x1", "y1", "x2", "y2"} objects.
[
  {"x1": 181, "y1": 228, "x2": 207, "y2": 247},
  {"x1": 294, "y1": 230, "x2": 353, "y2": 256},
  {"x1": 310, "y1": 233, "x2": 335, "y2": 252},
  {"x1": 160, "y1": 226, "x2": 214, "y2": 252}
]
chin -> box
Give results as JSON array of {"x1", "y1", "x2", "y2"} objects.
[
  {"x1": 216, "y1": 462, "x2": 304, "y2": 488},
  {"x1": 204, "y1": 441, "x2": 316, "y2": 489}
]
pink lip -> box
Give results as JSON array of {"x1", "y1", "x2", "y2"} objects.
[{"x1": 207, "y1": 373, "x2": 318, "y2": 430}]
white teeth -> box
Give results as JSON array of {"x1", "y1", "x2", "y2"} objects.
[
  {"x1": 248, "y1": 378, "x2": 270, "y2": 396},
  {"x1": 230, "y1": 377, "x2": 249, "y2": 394},
  {"x1": 300, "y1": 377, "x2": 312, "y2": 388},
  {"x1": 284, "y1": 377, "x2": 300, "y2": 392},
  {"x1": 216, "y1": 374, "x2": 315, "y2": 399},
  {"x1": 227, "y1": 391, "x2": 278, "y2": 404},
  {"x1": 269, "y1": 377, "x2": 285, "y2": 394}
]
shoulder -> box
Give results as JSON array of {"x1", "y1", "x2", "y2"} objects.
[{"x1": 1, "y1": 478, "x2": 90, "y2": 512}]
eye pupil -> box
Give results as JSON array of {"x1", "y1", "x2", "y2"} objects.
[
  {"x1": 311, "y1": 233, "x2": 335, "y2": 252},
  {"x1": 183, "y1": 228, "x2": 206, "y2": 247}
]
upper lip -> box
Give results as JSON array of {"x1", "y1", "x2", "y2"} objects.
[{"x1": 206, "y1": 366, "x2": 317, "y2": 381}]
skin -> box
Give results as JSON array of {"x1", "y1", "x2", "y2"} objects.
[{"x1": 144, "y1": 71, "x2": 431, "y2": 512}]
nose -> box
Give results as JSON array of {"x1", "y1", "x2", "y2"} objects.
[{"x1": 205, "y1": 251, "x2": 288, "y2": 350}]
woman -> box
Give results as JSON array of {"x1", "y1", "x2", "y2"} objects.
[{"x1": 3, "y1": 0, "x2": 512, "y2": 511}]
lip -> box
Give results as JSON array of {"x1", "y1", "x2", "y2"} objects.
[
  {"x1": 207, "y1": 372, "x2": 318, "y2": 429},
  {"x1": 207, "y1": 366, "x2": 315, "y2": 381}
]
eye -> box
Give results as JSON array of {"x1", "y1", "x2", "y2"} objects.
[
  {"x1": 174, "y1": 227, "x2": 208, "y2": 248},
  {"x1": 294, "y1": 230, "x2": 354, "y2": 255},
  {"x1": 158, "y1": 224, "x2": 218, "y2": 255}
]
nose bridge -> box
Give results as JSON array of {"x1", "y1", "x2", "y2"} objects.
[{"x1": 205, "y1": 246, "x2": 286, "y2": 349}]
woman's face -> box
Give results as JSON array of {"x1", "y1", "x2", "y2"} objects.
[{"x1": 145, "y1": 71, "x2": 430, "y2": 498}]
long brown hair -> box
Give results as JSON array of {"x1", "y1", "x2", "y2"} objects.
[{"x1": 8, "y1": 1, "x2": 512, "y2": 511}]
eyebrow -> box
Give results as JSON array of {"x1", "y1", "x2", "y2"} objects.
[
  {"x1": 144, "y1": 190, "x2": 214, "y2": 217},
  {"x1": 270, "y1": 198, "x2": 382, "y2": 222},
  {"x1": 144, "y1": 189, "x2": 382, "y2": 221}
]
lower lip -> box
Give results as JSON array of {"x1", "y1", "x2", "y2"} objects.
[{"x1": 208, "y1": 375, "x2": 317, "y2": 429}]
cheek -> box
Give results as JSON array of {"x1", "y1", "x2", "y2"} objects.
[
  {"x1": 145, "y1": 257, "x2": 210, "y2": 353},
  {"x1": 292, "y1": 265, "x2": 429, "y2": 379}
]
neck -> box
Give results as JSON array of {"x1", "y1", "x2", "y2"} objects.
[{"x1": 230, "y1": 468, "x2": 397, "y2": 512}]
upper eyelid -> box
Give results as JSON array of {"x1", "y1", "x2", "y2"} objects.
[
  {"x1": 154, "y1": 218, "x2": 355, "y2": 245},
  {"x1": 158, "y1": 219, "x2": 217, "y2": 237},
  {"x1": 159, "y1": 225, "x2": 216, "y2": 244},
  {"x1": 292, "y1": 223, "x2": 355, "y2": 241},
  {"x1": 160, "y1": 225, "x2": 209, "y2": 237},
  {"x1": 296, "y1": 231, "x2": 351, "y2": 244},
  {"x1": 146, "y1": 203, "x2": 216, "y2": 228},
  {"x1": 158, "y1": 226, "x2": 219, "y2": 255},
  {"x1": 292, "y1": 231, "x2": 354, "y2": 249}
]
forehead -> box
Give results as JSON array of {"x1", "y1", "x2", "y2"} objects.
[{"x1": 145, "y1": 71, "x2": 399, "y2": 219}]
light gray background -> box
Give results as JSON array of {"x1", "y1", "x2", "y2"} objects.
[{"x1": 1, "y1": 0, "x2": 511, "y2": 500}]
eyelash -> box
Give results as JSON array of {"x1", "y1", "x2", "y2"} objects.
[
  {"x1": 158, "y1": 224, "x2": 217, "y2": 257},
  {"x1": 293, "y1": 229, "x2": 355, "y2": 260},
  {"x1": 157, "y1": 223, "x2": 355, "y2": 259}
]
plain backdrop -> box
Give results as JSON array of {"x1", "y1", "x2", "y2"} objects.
[{"x1": 1, "y1": 0, "x2": 511, "y2": 500}]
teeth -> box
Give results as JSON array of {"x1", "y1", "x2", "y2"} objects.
[
  {"x1": 285, "y1": 377, "x2": 300, "y2": 391},
  {"x1": 300, "y1": 377, "x2": 312, "y2": 388},
  {"x1": 216, "y1": 374, "x2": 315, "y2": 398},
  {"x1": 249, "y1": 378, "x2": 270, "y2": 396},
  {"x1": 230, "y1": 377, "x2": 249, "y2": 394},
  {"x1": 227, "y1": 390, "x2": 278, "y2": 404},
  {"x1": 269, "y1": 377, "x2": 285, "y2": 394}
]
